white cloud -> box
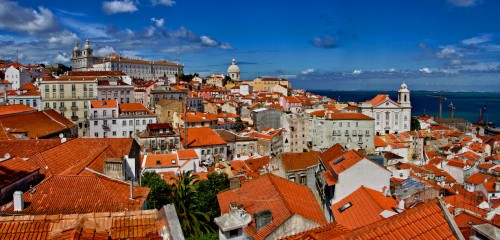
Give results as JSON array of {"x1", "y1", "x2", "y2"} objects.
[
  {"x1": 0, "y1": 1, "x2": 59, "y2": 34},
  {"x1": 388, "y1": 68, "x2": 396, "y2": 72},
  {"x1": 151, "y1": 0, "x2": 176, "y2": 7},
  {"x1": 121, "y1": 50, "x2": 142, "y2": 59},
  {"x1": 200, "y1": 36, "x2": 218, "y2": 47},
  {"x1": 48, "y1": 31, "x2": 77, "y2": 45},
  {"x1": 96, "y1": 46, "x2": 115, "y2": 56},
  {"x1": 54, "y1": 53, "x2": 70, "y2": 63},
  {"x1": 151, "y1": 18, "x2": 165, "y2": 28},
  {"x1": 419, "y1": 67, "x2": 432, "y2": 73},
  {"x1": 220, "y1": 43, "x2": 233, "y2": 50},
  {"x1": 301, "y1": 68, "x2": 315, "y2": 75},
  {"x1": 102, "y1": 0, "x2": 138, "y2": 14},
  {"x1": 447, "y1": 0, "x2": 477, "y2": 7},
  {"x1": 125, "y1": 28, "x2": 134, "y2": 36},
  {"x1": 461, "y1": 34, "x2": 492, "y2": 45},
  {"x1": 146, "y1": 26, "x2": 156, "y2": 37},
  {"x1": 353, "y1": 69, "x2": 362, "y2": 74}
]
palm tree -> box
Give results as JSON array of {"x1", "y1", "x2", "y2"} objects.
[{"x1": 171, "y1": 171, "x2": 212, "y2": 237}]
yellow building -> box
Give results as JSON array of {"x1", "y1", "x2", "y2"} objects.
[
  {"x1": 248, "y1": 77, "x2": 291, "y2": 92},
  {"x1": 40, "y1": 76, "x2": 98, "y2": 136}
]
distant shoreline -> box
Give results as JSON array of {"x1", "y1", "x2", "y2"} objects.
[{"x1": 306, "y1": 89, "x2": 500, "y2": 93}]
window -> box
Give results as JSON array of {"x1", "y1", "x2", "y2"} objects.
[
  {"x1": 59, "y1": 85, "x2": 64, "y2": 92},
  {"x1": 103, "y1": 120, "x2": 108, "y2": 126},
  {"x1": 112, "y1": 120, "x2": 116, "y2": 124},
  {"x1": 123, "y1": 131, "x2": 126, "y2": 137},
  {"x1": 94, "y1": 121, "x2": 98, "y2": 126},
  {"x1": 123, "y1": 120, "x2": 127, "y2": 126},
  {"x1": 300, "y1": 175, "x2": 306, "y2": 185},
  {"x1": 103, "y1": 110, "x2": 107, "y2": 116},
  {"x1": 347, "y1": 122, "x2": 350, "y2": 127},
  {"x1": 53, "y1": 102, "x2": 57, "y2": 108},
  {"x1": 52, "y1": 85, "x2": 56, "y2": 92},
  {"x1": 356, "y1": 122, "x2": 359, "y2": 127},
  {"x1": 376, "y1": 113, "x2": 380, "y2": 120},
  {"x1": 385, "y1": 112, "x2": 390, "y2": 120},
  {"x1": 94, "y1": 132, "x2": 99, "y2": 137},
  {"x1": 136, "y1": 120, "x2": 140, "y2": 125},
  {"x1": 112, "y1": 131, "x2": 116, "y2": 136},
  {"x1": 129, "y1": 120, "x2": 133, "y2": 125},
  {"x1": 71, "y1": 84, "x2": 76, "y2": 92},
  {"x1": 45, "y1": 85, "x2": 49, "y2": 92},
  {"x1": 142, "y1": 120, "x2": 146, "y2": 125}
]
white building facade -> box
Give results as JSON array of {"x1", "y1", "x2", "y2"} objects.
[
  {"x1": 359, "y1": 83, "x2": 412, "y2": 135},
  {"x1": 89, "y1": 100, "x2": 157, "y2": 138}
]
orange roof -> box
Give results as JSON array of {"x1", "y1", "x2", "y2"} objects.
[
  {"x1": 217, "y1": 174, "x2": 327, "y2": 240},
  {"x1": 0, "y1": 173, "x2": 149, "y2": 215},
  {"x1": 177, "y1": 149, "x2": 198, "y2": 159},
  {"x1": 326, "y1": 113, "x2": 374, "y2": 120},
  {"x1": 447, "y1": 160, "x2": 465, "y2": 168},
  {"x1": 66, "y1": 70, "x2": 126, "y2": 77},
  {"x1": 281, "y1": 151, "x2": 320, "y2": 171},
  {"x1": 0, "y1": 139, "x2": 64, "y2": 158},
  {"x1": 180, "y1": 127, "x2": 228, "y2": 147},
  {"x1": 334, "y1": 199, "x2": 460, "y2": 239},
  {"x1": 374, "y1": 136, "x2": 388, "y2": 147},
  {"x1": 90, "y1": 99, "x2": 118, "y2": 108},
  {"x1": 284, "y1": 96, "x2": 301, "y2": 103},
  {"x1": 18, "y1": 82, "x2": 38, "y2": 91},
  {"x1": 0, "y1": 104, "x2": 37, "y2": 117},
  {"x1": 366, "y1": 94, "x2": 399, "y2": 107},
  {"x1": 0, "y1": 157, "x2": 39, "y2": 189},
  {"x1": 319, "y1": 144, "x2": 345, "y2": 164},
  {"x1": 144, "y1": 153, "x2": 178, "y2": 167},
  {"x1": 443, "y1": 194, "x2": 489, "y2": 217},
  {"x1": 281, "y1": 222, "x2": 350, "y2": 240},
  {"x1": 454, "y1": 211, "x2": 488, "y2": 239},
  {"x1": 329, "y1": 150, "x2": 364, "y2": 174},
  {"x1": 119, "y1": 103, "x2": 153, "y2": 114},
  {"x1": 465, "y1": 172, "x2": 489, "y2": 185},
  {"x1": 331, "y1": 186, "x2": 398, "y2": 230},
  {"x1": 0, "y1": 109, "x2": 76, "y2": 139}
]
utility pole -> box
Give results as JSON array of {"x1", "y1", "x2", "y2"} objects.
[{"x1": 427, "y1": 94, "x2": 446, "y2": 120}]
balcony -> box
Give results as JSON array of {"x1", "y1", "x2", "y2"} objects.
[
  {"x1": 102, "y1": 125, "x2": 110, "y2": 130},
  {"x1": 59, "y1": 107, "x2": 67, "y2": 111},
  {"x1": 71, "y1": 116, "x2": 79, "y2": 121},
  {"x1": 71, "y1": 106, "x2": 78, "y2": 111}
]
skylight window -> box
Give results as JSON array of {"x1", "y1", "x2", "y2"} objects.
[{"x1": 338, "y1": 202, "x2": 352, "y2": 213}]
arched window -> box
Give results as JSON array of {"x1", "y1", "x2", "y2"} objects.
[{"x1": 404, "y1": 95, "x2": 407, "y2": 102}]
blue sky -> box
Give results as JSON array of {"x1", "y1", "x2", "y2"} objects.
[{"x1": 1, "y1": 0, "x2": 500, "y2": 90}]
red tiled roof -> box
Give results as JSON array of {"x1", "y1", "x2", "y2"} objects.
[
  {"x1": 326, "y1": 113, "x2": 374, "y2": 120},
  {"x1": 454, "y1": 211, "x2": 488, "y2": 239},
  {"x1": 180, "y1": 127, "x2": 228, "y2": 147},
  {"x1": 0, "y1": 139, "x2": 64, "y2": 158},
  {"x1": 465, "y1": 172, "x2": 490, "y2": 185},
  {"x1": 319, "y1": 144, "x2": 344, "y2": 164},
  {"x1": 443, "y1": 194, "x2": 489, "y2": 217},
  {"x1": 333, "y1": 199, "x2": 460, "y2": 240},
  {"x1": 18, "y1": 82, "x2": 38, "y2": 91},
  {"x1": 0, "y1": 157, "x2": 39, "y2": 189},
  {"x1": 144, "y1": 153, "x2": 178, "y2": 168},
  {"x1": 217, "y1": 174, "x2": 327, "y2": 240},
  {"x1": 66, "y1": 70, "x2": 126, "y2": 77},
  {"x1": 0, "y1": 104, "x2": 37, "y2": 117},
  {"x1": 0, "y1": 109, "x2": 76, "y2": 139},
  {"x1": 0, "y1": 173, "x2": 149, "y2": 215},
  {"x1": 331, "y1": 186, "x2": 398, "y2": 230},
  {"x1": 90, "y1": 99, "x2": 118, "y2": 108},
  {"x1": 281, "y1": 222, "x2": 350, "y2": 240},
  {"x1": 0, "y1": 209, "x2": 163, "y2": 239},
  {"x1": 177, "y1": 149, "x2": 198, "y2": 159},
  {"x1": 281, "y1": 151, "x2": 320, "y2": 171},
  {"x1": 329, "y1": 150, "x2": 364, "y2": 175},
  {"x1": 374, "y1": 136, "x2": 388, "y2": 147},
  {"x1": 119, "y1": 103, "x2": 153, "y2": 114}
]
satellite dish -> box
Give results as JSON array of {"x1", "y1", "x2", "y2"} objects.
[
  {"x1": 4, "y1": 153, "x2": 10, "y2": 159},
  {"x1": 59, "y1": 133, "x2": 64, "y2": 138}
]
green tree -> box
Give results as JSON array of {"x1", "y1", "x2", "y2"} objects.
[
  {"x1": 172, "y1": 171, "x2": 212, "y2": 237},
  {"x1": 195, "y1": 172, "x2": 230, "y2": 227},
  {"x1": 141, "y1": 171, "x2": 173, "y2": 209},
  {"x1": 411, "y1": 116, "x2": 421, "y2": 131},
  {"x1": 186, "y1": 232, "x2": 218, "y2": 240}
]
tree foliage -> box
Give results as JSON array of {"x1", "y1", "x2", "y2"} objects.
[
  {"x1": 178, "y1": 73, "x2": 198, "y2": 83},
  {"x1": 172, "y1": 171, "x2": 212, "y2": 237},
  {"x1": 195, "y1": 172, "x2": 230, "y2": 227},
  {"x1": 411, "y1": 116, "x2": 421, "y2": 131},
  {"x1": 141, "y1": 171, "x2": 173, "y2": 209}
]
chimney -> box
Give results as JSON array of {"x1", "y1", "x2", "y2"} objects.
[
  {"x1": 230, "y1": 202, "x2": 238, "y2": 214},
  {"x1": 129, "y1": 180, "x2": 134, "y2": 200},
  {"x1": 230, "y1": 178, "x2": 240, "y2": 191},
  {"x1": 13, "y1": 191, "x2": 24, "y2": 211},
  {"x1": 253, "y1": 210, "x2": 272, "y2": 231},
  {"x1": 495, "y1": 182, "x2": 500, "y2": 192}
]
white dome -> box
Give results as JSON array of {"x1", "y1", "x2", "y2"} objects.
[
  {"x1": 73, "y1": 41, "x2": 80, "y2": 51},
  {"x1": 84, "y1": 39, "x2": 91, "y2": 50},
  {"x1": 399, "y1": 82, "x2": 410, "y2": 93},
  {"x1": 227, "y1": 58, "x2": 240, "y2": 73},
  {"x1": 400, "y1": 82, "x2": 408, "y2": 89}
]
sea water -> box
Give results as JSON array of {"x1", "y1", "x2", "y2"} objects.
[{"x1": 309, "y1": 90, "x2": 500, "y2": 126}]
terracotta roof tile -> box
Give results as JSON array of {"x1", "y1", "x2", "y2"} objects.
[
  {"x1": 0, "y1": 157, "x2": 39, "y2": 189},
  {"x1": 281, "y1": 151, "x2": 320, "y2": 171},
  {"x1": 90, "y1": 100, "x2": 118, "y2": 108},
  {"x1": 281, "y1": 222, "x2": 350, "y2": 240},
  {"x1": 0, "y1": 110, "x2": 76, "y2": 139},
  {"x1": 144, "y1": 153, "x2": 178, "y2": 168},
  {"x1": 331, "y1": 186, "x2": 398, "y2": 230},
  {"x1": 333, "y1": 199, "x2": 459, "y2": 240},
  {"x1": 0, "y1": 172, "x2": 149, "y2": 215},
  {"x1": 180, "y1": 127, "x2": 227, "y2": 148},
  {"x1": 326, "y1": 113, "x2": 374, "y2": 120},
  {"x1": 177, "y1": 149, "x2": 198, "y2": 159},
  {"x1": 0, "y1": 104, "x2": 37, "y2": 117},
  {"x1": 217, "y1": 174, "x2": 327, "y2": 240}
]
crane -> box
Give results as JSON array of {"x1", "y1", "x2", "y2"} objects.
[
  {"x1": 427, "y1": 94, "x2": 446, "y2": 120},
  {"x1": 449, "y1": 102, "x2": 456, "y2": 119}
]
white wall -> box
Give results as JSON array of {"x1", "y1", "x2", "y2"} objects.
[{"x1": 333, "y1": 159, "x2": 391, "y2": 203}]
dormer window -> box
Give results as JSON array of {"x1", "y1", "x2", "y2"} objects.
[{"x1": 156, "y1": 160, "x2": 161, "y2": 165}]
